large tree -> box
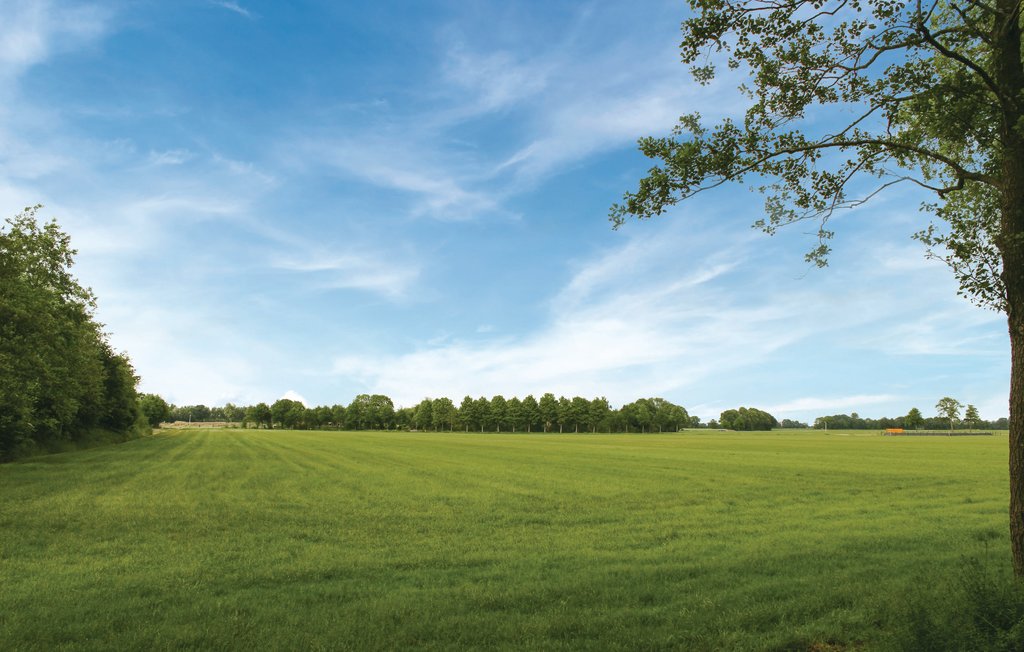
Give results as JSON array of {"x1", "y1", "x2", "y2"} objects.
[
  {"x1": 613, "y1": 1, "x2": 1024, "y2": 573},
  {"x1": 0, "y1": 206, "x2": 145, "y2": 458}
]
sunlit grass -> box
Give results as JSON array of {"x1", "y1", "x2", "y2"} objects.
[{"x1": 0, "y1": 429, "x2": 1010, "y2": 650}]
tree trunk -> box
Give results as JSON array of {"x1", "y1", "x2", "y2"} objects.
[
  {"x1": 1008, "y1": 251, "x2": 1024, "y2": 573},
  {"x1": 992, "y1": 0, "x2": 1024, "y2": 576},
  {"x1": 1010, "y1": 299, "x2": 1024, "y2": 575}
]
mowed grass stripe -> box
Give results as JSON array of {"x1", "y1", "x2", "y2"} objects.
[{"x1": 0, "y1": 429, "x2": 1010, "y2": 650}]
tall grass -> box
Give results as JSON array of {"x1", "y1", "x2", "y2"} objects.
[{"x1": 0, "y1": 429, "x2": 1013, "y2": 649}]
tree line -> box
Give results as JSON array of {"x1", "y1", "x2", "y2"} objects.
[
  {"x1": 146, "y1": 393, "x2": 1008, "y2": 434},
  {"x1": 812, "y1": 400, "x2": 1008, "y2": 432},
  {"x1": 1, "y1": 208, "x2": 147, "y2": 461},
  {"x1": 142, "y1": 394, "x2": 708, "y2": 434}
]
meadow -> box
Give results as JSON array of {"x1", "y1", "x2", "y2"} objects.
[{"x1": 0, "y1": 429, "x2": 1013, "y2": 650}]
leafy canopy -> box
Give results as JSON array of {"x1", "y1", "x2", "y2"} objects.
[{"x1": 611, "y1": 0, "x2": 1011, "y2": 310}]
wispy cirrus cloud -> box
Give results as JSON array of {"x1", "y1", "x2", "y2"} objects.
[
  {"x1": 330, "y1": 218, "x2": 815, "y2": 406},
  {"x1": 209, "y1": 1, "x2": 254, "y2": 20},
  {"x1": 296, "y1": 136, "x2": 502, "y2": 221},
  {"x1": 439, "y1": 43, "x2": 551, "y2": 118},
  {"x1": 148, "y1": 149, "x2": 193, "y2": 166},
  {"x1": 288, "y1": 5, "x2": 732, "y2": 223},
  {"x1": 765, "y1": 394, "x2": 900, "y2": 416},
  {"x1": 272, "y1": 249, "x2": 420, "y2": 299},
  {"x1": 327, "y1": 195, "x2": 1008, "y2": 418}
]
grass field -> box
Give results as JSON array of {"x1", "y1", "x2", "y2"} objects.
[{"x1": 0, "y1": 429, "x2": 1013, "y2": 650}]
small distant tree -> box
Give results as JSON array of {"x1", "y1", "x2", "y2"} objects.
[
  {"x1": 473, "y1": 397, "x2": 490, "y2": 432},
  {"x1": 432, "y1": 397, "x2": 456, "y2": 431},
  {"x1": 570, "y1": 396, "x2": 589, "y2": 432},
  {"x1": 330, "y1": 404, "x2": 346, "y2": 428},
  {"x1": 539, "y1": 393, "x2": 558, "y2": 433},
  {"x1": 521, "y1": 395, "x2": 540, "y2": 433},
  {"x1": 490, "y1": 395, "x2": 508, "y2": 432},
  {"x1": 965, "y1": 404, "x2": 981, "y2": 431},
  {"x1": 138, "y1": 393, "x2": 170, "y2": 428},
  {"x1": 223, "y1": 402, "x2": 244, "y2": 424},
  {"x1": 271, "y1": 398, "x2": 306, "y2": 429},
  {"x1": 936, "y1": 397, "x2": 963, "y2": 433},
  {"x1": 556, "y1": 396, "x2": 571, "y2": 433},
  {"x1": 253, "y1": 402, "x2": 272, "y2": 429},
  {"x1": 413, "y1": 399, "x2": 433, "y2": 430},
  {"x1": 719, "y1": 409, "x2": 744, "y2": 431},
  {"x1": 394, "y1": 406, "x2": 413, "y2": 430},
  {"x1": 368, "y1": 394, "x2": 396, "y2": 429},
  {"x1": 314, "y1": 405, "x2": 332, "y2": 429},
  {"x1": 346, "y1": 394, "x2": 371, "y2": 429},
  {"x1": 457, "y1": 396, "x2": 476, "y2": 432},
  {"x1": 506, "y1": 396, "x2": 524, "y2": 432},
  {"x1": 622, "y1": 399, "x2": 654, "y2": 433},
  {"x1": 904, "y1": 407, "x2": 924, "y2": 430},
  {"x1": 589, "y1": 397, "x2": 611, "y2": 433}
]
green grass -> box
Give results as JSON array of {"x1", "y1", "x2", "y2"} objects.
[{"x1": 0, "y1": 429, "x2": 1012, "y2": 650}]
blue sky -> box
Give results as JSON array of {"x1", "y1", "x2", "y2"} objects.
[{"x1": 0, "y1": 0, "x2": 1009, "y2": 422}]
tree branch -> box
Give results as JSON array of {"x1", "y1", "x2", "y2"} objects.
[{"x1": 914, "y1": 10, "x2": 1016, "y2": 111}]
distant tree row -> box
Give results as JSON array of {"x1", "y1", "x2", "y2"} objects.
[
  {"x1": 1, "y1": 208, "x2": 147, "y2": 460},
  {"x1": 811, "y1": 401, "x2": 1007, "y2": 431},
  {"x1": 154, "y1": 394, "x2": 706, "y2": 433},
  {"x1": 150, "y1": 392, "x2": 1012, "y2": 435}
]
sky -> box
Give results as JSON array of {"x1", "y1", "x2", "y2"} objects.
[{"x1": 0, "y1": 0, "x2": 1010, "y2": 422}]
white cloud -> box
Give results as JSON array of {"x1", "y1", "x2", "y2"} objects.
[
  {"x1": 498, "y1": 76, "x2": 735, "y2": 184},
  {"x1": 99, "y1": 303, "x2": 272, "y2": 407},
  {"x1": 440, "y1": 44, "x2": 550, "y2": 117},
  {"x1": 61, "y1": 193, "x2": 246, "y2": 254},
  {"x1": 325, "y1": 196, "x2": 1009, "y2": 417},
  {"x1": 148, "y1": 149, "x2": 193, "y2": 166},
  {"x1": 330, "y1": 219, "x2": 815, "y2": 406},
  {"x1": 765, "y1": 394, "x2": 900, "y2": 415},
  {"x1": 281, "y1": 390, "x2": 308, "y2": 406},
  {"x1": 0, "y1": 1, "x2": 109, "y2": 78},
  {"x1": 210, "y1": 1, "x2": 254, "y2": 20},
  {"x1": 294, "y1": 136, "x2": 502, "y2": 221},
  {"x1": 285, "y1": 9, "x2": 739, "y2": 223},
  {"x1": 271, "y1": 247, "x2": 420, "y2": 299}
]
